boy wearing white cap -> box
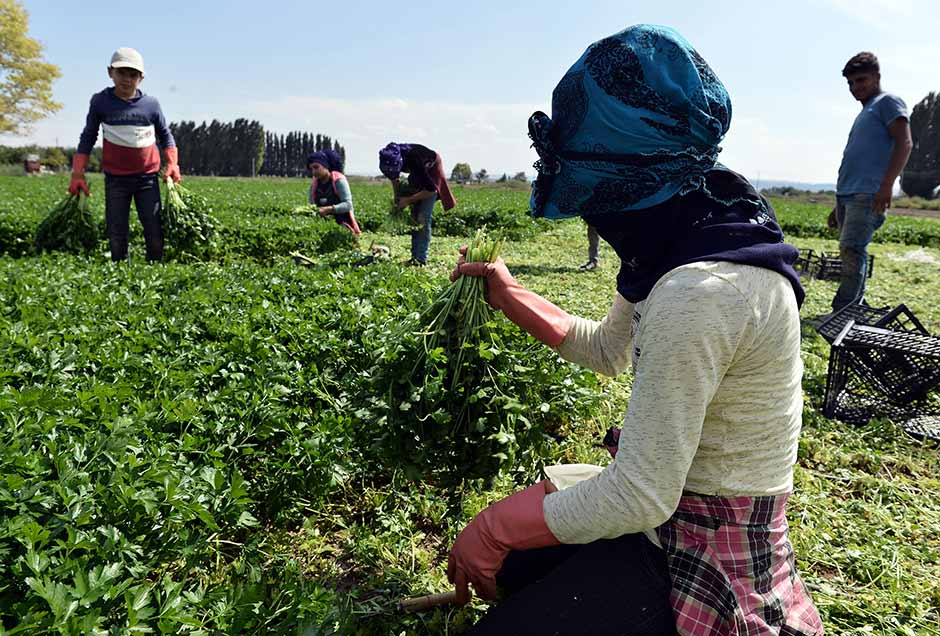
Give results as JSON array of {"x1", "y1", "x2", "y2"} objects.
[{"x1": 70, "y1": 47, "x2": 180, "y2": 262}]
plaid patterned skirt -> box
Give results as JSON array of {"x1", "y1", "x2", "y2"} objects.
[{"x1": 656, "y1": 493, "x2": 823, "y2": 636}]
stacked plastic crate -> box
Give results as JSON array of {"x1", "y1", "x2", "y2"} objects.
[
  {"x1": 795, "y1": 248, "x2": 875, "y2": 280},
  {"x1": 816, "y1": 303, "x2": 940, "y2": 441}
]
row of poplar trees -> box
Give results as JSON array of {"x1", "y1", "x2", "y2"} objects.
[
  {"x1": 169, "y1": 119, "x2": 264, "y2": 177},
  {"x1": 168, "y1": 119, "x2": 345, "y2": 178},
  {"x1": 902, "y1": 92, "x2": 940, "y2": 199},
  {"x1": 260, "y1": 132, "x2": 346, "y2": 177}
]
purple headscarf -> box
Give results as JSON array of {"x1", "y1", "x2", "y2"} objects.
[
  {"x1": 378, "y1": 142, "x2": 412, "y2": 179},
  {"x1": 307, "y1": 149, "x2": 344, "y2": 173}
]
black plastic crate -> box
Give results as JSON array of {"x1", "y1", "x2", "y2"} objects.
[
  {"x1": 823, "y1": 320, "x2": 940, "y2": 441},
  {"x1": 876, "y1": 303, "x2": 931, "y2": 335},
  {"x1": 815, "y1": 251, "x2": 875, "y2": 281},
  {"x1": 822, "y1": 381, "x2": 940, "y2": 441},
  {"x1": 795, "y1": 248, "x2": 819, "y2": 278},
  {"x1": 898, "y1": 415, "x2": 940, "y2": 442},
  {"x1": 837, "y1": 323, "x2": 940, "y2": 403},
  {"x1": 816, "y1": 303, "x2": 928, "y2": 344},
  {"x1": 816, "y1": 303, "x2": 891, "y2": 343}
]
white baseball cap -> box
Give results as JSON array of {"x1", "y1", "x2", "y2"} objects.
[{"x1": 110, "y1": 47, "x2": 145, "y2": 74}]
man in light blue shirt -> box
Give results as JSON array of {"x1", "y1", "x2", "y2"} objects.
[{"x1": 828, "y1": 52, "x2": 912, "y2": 312}]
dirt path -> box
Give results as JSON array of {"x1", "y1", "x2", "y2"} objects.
[{"x1": 889, "y1": 207, "x2": 940, "y2": 220}]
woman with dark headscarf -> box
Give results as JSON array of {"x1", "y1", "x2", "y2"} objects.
[
  {"x1": 307, "y1": 149, "x2": 360, "y2": 235},
  {"x1": 447, "y1": 25, "x2": 823, "y2": 636},
  {"x1": 378, "y1": 142, "x2": 456, "y2": 265}
]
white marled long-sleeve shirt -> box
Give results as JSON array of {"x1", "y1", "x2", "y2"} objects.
[{"x1": 543, "y1": 261, "x2": 804, "y2": 544}]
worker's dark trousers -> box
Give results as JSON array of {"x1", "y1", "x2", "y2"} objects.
[
  {"x1": 104, "y1": 173, "x2": 164, "y2": 262},
  {"x1": 472, "y1": 533, "x2": 676, "y2": 636},
  {"x1": 587, "y1": 222, "x2": 600, "y2": 263}
]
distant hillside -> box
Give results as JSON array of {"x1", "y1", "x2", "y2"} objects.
[{"x1": 753, "y1": 178, "x2": 836, "y2": 193}]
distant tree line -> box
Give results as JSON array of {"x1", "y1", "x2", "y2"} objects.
[
  {"x1": 497, "y1": 172, "x2": 529, "y2": 183},
  {"x1": 902, "y1": 92, "x2": 940, "y2": 199},
  {"x1": 168, "y1": 121, "x2": 346, "y2": 178},
  {"x1": 0, "y1": 144, "x2": 100, "y2": 172},
  {"x1": 451, "y1": 162, "x2": 528, "y2": 184},
  {"x1": 761, "y1": 186, "x2": 835, "y2": 197},
  {"x1": 259, "y1": 132, "x2": 346, "y2": 177},
  {"x1": 2, "y1": 120, "x2": 346, "y2": 179},
  {"x1": 170, "y1": 119, "x2": 265, "y2": 177}
]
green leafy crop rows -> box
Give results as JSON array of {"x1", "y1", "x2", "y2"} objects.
[
  {"x1": 0, "y1": 175, "x2": 938, "y2": 634},
  {"x1": 0, "y1": 176, "x2": 550, "y2": 262}
]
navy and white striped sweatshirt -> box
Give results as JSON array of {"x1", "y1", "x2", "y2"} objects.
[{"x1": 77, "y1": 87, "x2": 175, "y2": 176}]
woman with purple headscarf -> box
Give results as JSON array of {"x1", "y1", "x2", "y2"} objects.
[
  {"x1": 378, "y1": 142, "x2": 456, "y2": 265},
  {"x1": 307, "y1": 149, "x2": 360, "y2": 235}
]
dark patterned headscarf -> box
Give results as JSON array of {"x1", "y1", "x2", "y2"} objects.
[
  {"x1": 530, "y1": 24, "x2": 803, "y2": 305},
  {"x1": 378, "y1": 142, "x2": 413, "y2": 179},
  {"x1": 307, "y1": 149, "x2": 344, "y2": 173}
]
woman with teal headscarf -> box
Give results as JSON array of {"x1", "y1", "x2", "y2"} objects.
[{"x1": 448, "y1": 25, "x2": 822, "y2": 635}]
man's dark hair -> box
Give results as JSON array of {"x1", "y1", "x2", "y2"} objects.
[{"x1": 842, "y1": 52, "x2": 880, "y2": 77}]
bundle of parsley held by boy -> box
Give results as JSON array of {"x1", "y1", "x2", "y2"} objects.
[
  {"x1": 34, "y1": 193, "x2": 99, "y2": 253},
  {"x1": 381, "y1": 178, "x2": 422, "y2": 234},
  {"x1": 162, "y1": 178, "x2": 218, "y2": 260}
]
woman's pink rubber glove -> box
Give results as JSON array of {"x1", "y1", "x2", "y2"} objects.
[
  {"x1": 447, "y1": 480, "x2": 560, "y2": 605},
  {"x1": 451, "y1": 249, "x2": 572, "y2": 347}
]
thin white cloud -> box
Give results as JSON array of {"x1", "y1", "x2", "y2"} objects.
[
  {"x1": 248, "y1": 94, "x2": 547, "y2": 177},
  {"x1": 721, "y1": 115, "x2": 843, "y2": 184}
]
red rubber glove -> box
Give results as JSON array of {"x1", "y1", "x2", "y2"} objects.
[
  {"x1": 451, "y1": 250, "x2": 572, "y2": 347},
  {"x1": 68, "y1": 153, "x2": 90, "y2": 196},
  {"x1": 164, "y1": 146, "x2": 181, "y2": 183},
  {"x1": 448, "y1": 481, "x2": 560, "y2": 605}
]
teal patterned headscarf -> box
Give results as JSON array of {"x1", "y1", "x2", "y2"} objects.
[
  {"x1": 529, "y1": 24, "x2": 733, "y2": 218},
  {"x1": 529, "y1": 24, "x2": 805, "y2": 307}
]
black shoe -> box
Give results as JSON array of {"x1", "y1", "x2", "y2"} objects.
[{"x1": 578, "y1": 260, "x2": 598, "y2": 271}]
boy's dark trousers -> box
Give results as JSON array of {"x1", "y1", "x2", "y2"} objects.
[{"x1": 104, "y1": 173, "x2": 164, "y2": 262}]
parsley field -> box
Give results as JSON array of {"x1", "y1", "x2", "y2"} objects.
[{"x1": 0, "y1": 175, "x2": 938, "y2": 635}]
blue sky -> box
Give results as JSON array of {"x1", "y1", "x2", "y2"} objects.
[{"x1": 5, "y1": 0, "x2": 939, "y2": 184}]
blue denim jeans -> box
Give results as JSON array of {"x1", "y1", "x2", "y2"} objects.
[
  {"x1": 410, "y1": 193, "x2": 437, "y2": 263},
  {"x1": 832, "y1": 193, "x2": 885, "y2": 310},
  {"x1": 104, "y1": 173, "x2": 164, "y2": 262}
]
